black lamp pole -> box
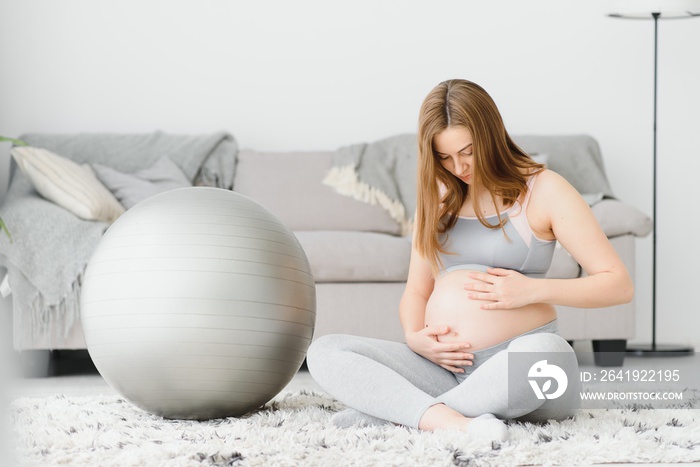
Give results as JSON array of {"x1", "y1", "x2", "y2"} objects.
[{"x1": 619, "y1": 11, "x2": 695, "y2": 357}]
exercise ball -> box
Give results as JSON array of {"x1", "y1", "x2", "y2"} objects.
[{"x1": 80, "y1": 187, "x2": 316, "y2": 420}]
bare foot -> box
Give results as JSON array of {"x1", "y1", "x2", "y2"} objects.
[{"x1": 418, "y1": 403, "x2": 470, "y2": 431}]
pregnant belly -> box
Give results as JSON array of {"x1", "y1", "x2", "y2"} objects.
[{"x1": 424, "y1": 269, "x2": 556, "y2": 351}]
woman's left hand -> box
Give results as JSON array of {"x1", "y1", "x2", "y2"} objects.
[{"x1": 464, "y1": 267, "x2": 536, "y2": 310}]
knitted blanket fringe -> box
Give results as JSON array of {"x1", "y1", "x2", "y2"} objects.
[{"x1": 323, "y1": 164, "x2": 413, "y2": 236}]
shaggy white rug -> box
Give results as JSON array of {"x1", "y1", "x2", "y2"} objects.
[{"x1": 8, "y1": 390, "x2": 700, "y2": 467}]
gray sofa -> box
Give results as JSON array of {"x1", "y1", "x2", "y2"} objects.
[
  {"x1": 0, "y1": 132, "x2": 652, "y2": 367},
  {"x1": 234, "y1": 135, "x2": 652, "y2": 366}
]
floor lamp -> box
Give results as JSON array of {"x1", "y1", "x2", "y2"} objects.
[{"x1": 609, "y1": 3, "x2": 698, "y2": 357}]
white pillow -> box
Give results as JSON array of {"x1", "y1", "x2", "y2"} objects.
[
  {"x1": 11, "y1": 146, "x2": 125, "y2": 223},
  {"x1": 91, "y1": 156, "x2": 192, "y2": 209}
]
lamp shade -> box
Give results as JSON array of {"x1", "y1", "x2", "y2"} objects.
[{"x1": 609, "y1": 0, "x2": 700, "y2": 18}]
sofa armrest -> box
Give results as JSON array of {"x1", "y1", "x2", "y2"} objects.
[
  {"x1": 591, "y1": 199, "x2": 652, "y2": 238},
  {"x1": 0, "y1": 175, "x2": 107, "y2": 304}
]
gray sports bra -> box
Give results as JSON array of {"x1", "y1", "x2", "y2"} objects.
[{"x1": 438, "y1": 174, "x2": 556, "y2": 278}]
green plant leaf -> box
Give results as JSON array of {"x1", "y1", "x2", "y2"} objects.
[
  {"x1": 0, "y1": 136, "x2": 28, "y2": 146},
  {"x1": 0, "y1": 217, "x2": 12, "y2": 244}
]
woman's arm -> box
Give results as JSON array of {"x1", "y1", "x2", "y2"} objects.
[
  {"x1": 401, "y1": 242, "x2": 473, "y2": 372},
  {"x1": 466, "y1": 170, "x2": 634, "y2": 310},
  {"x1": 534, "y1": 170, "x2": 634, "y2": 307},
  {"x1": 399, "y1": 242, "x2": 435, "y2": 334}
]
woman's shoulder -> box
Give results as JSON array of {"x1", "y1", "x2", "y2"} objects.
[
  {"x1": 530, "y1": 169, "x2": 572, "y2": 194},
  {"x1": 524, "y1": 170, "x2": 586, "y2": 240},
  {"x1": 529, "y1": 169, "x2": 587, "y2": 212}
]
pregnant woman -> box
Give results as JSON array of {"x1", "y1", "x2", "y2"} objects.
[{"x1": 306, "y1": 79, "x2": 633, "y2": 441}]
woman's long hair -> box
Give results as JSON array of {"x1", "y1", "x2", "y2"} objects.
[{"x1": 415, "y1": 79, "x2": 545, "y2": 276}]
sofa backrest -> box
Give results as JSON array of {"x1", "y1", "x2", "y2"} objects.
[
  {"x1": 512, "y1": 134, "x2": 614, "y2": 199},
  {"x1": 16, "y1": 131, "x2": 237, "y2": 189},
  {"x1": 234, "y1": 134, "x2": 616, "y2": 234},
  {"x1": 233, "y1": 149, "x2": 401, "y2": 235}
]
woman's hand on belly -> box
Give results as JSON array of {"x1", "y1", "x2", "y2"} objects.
[
  {"x1": 405, "y1": 325, "x2": 474, "y2": 373},
  {"x1": 426, "y1": 268, "x2": 556, "y2": 351},
  {"x1": 464, "y1": 267, "x2": 537, "y2": 310}
]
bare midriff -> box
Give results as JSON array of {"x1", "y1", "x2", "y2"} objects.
[{"x1": 424, "y1": 268, "x2": 556, "y2": 351}]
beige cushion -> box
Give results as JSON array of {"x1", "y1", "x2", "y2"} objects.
[
  {"x1": 294, "y1": 231, "x2": 411, "y2": 282},
  {"x1": 233, "y1": 150, "x2": 401, "y2": 235},
  {"x1": 11, "y1": 146, "x2": 125, "y2": 222}
]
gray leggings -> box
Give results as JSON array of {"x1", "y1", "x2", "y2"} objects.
[{"x1": 306, "y1": 320, "x2": 580, "y2": 428}]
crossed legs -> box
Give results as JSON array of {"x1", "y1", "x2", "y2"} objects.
[
  {"x1": 306, "y1": 331, "x2": 578, "y2": 430},
  {"x1": 306, "y1": 334, "x2": 458, "y2": 428}
]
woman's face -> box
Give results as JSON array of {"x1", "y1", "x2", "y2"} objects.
[{"x1": 433, "y1": 126, "x2": 474, "y2": 185}]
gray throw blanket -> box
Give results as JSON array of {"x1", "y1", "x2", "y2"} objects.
[
  {"x1": 324, "y1": 134, "x2": 418, "y2": 236},
  {"x1": 323, "y1": 133, "x2": 616, "y2": 236},
  {"x1": 0, "y1": 131, "x2": 237, "y2": 349}
]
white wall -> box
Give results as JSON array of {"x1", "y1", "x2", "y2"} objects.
[{"x1": 1, "y1": 0, "x2": 699, "y2": 348}]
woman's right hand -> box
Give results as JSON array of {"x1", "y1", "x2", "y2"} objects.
[{"x1": 405, "y1": 326, "x2": 474, "y2": 373}]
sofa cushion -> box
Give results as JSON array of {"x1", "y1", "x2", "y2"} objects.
[
  {"x1": 92, "y1": 156, "x2": 192, "y2": 209},
  {"x1": 233, "y1": 150, "x2": 401, "y2": 235},
  {"x1": 591, "y1": 199, "x2": 652, "y2": 238},
  {"x1": 296, "y1": 232, "x2": 577, "y2": 284},
  {"x1": 294, "y1": 231, "x2": 411, "y2": 282}
]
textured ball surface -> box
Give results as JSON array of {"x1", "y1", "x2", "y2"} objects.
[{"x1": 81, "y1": 187, "x2": 316, "y2": 420}]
